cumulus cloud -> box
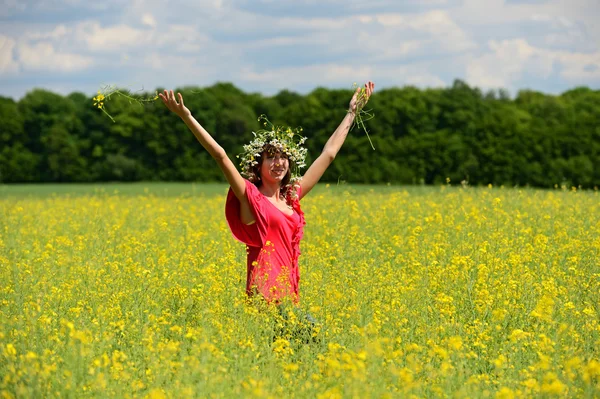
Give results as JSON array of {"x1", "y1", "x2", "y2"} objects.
[
  {"x1": 141, "y1": 14, "x2": 157, "y2": 29},
  {"x1": 245, "y1": 10, "x2": 475, "y2": 68},
  {"x1": 467, "y1": 39, "x2": 546, "y2": 89},
  {"x1": 0, "y1": 35, "x2": 19, "y2": 74},
  {"x1": 154, "y1": 25, "x2": 211, "y2": 53},
  {"x1": 405, "y1": 73, "x2": 446, "y2": 87},
  {"x1": 241, "y1": 64, "x2": 374, "y2": 87},
  {"x1": 239, "y1": 62, "x2": 445, "y2": 94},
  {"x1": 369, "y1": 10, "x2": 476, "y2": 57},
  {"x1": 17, "y1": 41, "x2": 92, "y2": 72},
  {"x1": 75, "y1": 22, "x2": 151, "y2": 52},
  {"x1": 555, "y1": 51, "x2": 600, "y2": 81},
  {"x1": 401, "y1": 10, "x2": 475, "y2": 51},
  {"x1": 0, "y1": 0, "x2": 598, "y2": 98},
  {"x1": 467, "y1": 38, "x2": 600, "y2": 90},
  {"x1": 24, "y1": 24, "x2": 71, "y2": 41},
  {"x1": 41, "y1": 20, "x2": 210, "y2": 56},
  {"x1": 143, "y1": 52, "x2": 203, "y2": 72}
]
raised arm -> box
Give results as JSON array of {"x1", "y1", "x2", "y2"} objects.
[
  {"x1": 159, "y1": 90, "x2": 255, "y2": 224},
  {"x1": 299, "y1": 81, "x2": 375, "y2": 199}
]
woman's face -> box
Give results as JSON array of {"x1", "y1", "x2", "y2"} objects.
[{"x1": 259, "y1": 150, "x2": 289, "y2": 184}]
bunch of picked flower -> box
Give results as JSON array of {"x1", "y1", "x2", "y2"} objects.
[
  {"x1": 93, "y1": 85, "x2": 159, "y2": 122},
  {"x1": 350, "y1": 82, "x2": 375, "y2": 150}
]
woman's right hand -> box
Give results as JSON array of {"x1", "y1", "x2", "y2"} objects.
[
  {"x1": 159, "y1": 90, "x2": 191, "y2": 119},
  {"x1": 348, "y1": 81, "x2": 375, "y2": 115}
]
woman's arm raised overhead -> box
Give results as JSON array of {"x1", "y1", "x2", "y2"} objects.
[
  {"x1": 299, "y1": 81, "x2": 375, "y2": 200},
  {"x1": 159, "y1": 90, "x2": 255, "y2": 224}
]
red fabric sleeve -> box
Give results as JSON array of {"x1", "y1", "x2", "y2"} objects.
[{"x1": 225, "y1": 179, "x2": 269, "y2": 247}]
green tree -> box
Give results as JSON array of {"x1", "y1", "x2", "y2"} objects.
[
  {"x1": 1, "y1": 82, "x2": 598, "y2": 187},
  {"x1": 0, "y1": 97, "x2": 40, "y2": 182}
]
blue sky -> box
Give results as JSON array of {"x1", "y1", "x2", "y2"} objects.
[{"x1": 0, "y1": 0, "x2": 598, "y2": 99}]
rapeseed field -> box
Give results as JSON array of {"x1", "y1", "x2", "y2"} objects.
[{"x1": 1, "y1": 184, "x2": 598, "y2": 398}]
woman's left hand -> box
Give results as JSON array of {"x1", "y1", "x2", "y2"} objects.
[{"x1": 349, "y1": 81, "x2": 375, "y2": 114}]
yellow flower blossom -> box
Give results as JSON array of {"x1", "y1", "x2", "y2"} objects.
[{"x1": 0, "y1": 184, "x2": 598, "y2": 397}]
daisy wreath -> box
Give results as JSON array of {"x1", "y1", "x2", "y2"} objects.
[{"x1": 238, "y1": 115, "x2": 308, "y2": 198}]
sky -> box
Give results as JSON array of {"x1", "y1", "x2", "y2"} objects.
[{"x1": 0, "y1": 0, "x2": 599, "y2": 100}]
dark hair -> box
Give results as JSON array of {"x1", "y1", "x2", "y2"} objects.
[{"x1": 249, "y1": 145, "x2": 294, "y2": 197}]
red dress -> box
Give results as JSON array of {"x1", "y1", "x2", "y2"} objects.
[{"x1": 225, "y1": 179, "x2": 306, "y2": 303}]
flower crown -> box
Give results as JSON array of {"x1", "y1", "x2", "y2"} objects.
[{"x1": 238, "y1": 115, "x2": 308, "y2": 196}]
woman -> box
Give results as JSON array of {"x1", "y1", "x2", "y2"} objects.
[{"x1": 159, "y1": 81, "x2": 375, "y2": 304}]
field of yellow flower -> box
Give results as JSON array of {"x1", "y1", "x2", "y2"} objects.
[{"x1": 1, "y1": 183, "x2": 599, "y2": 398}]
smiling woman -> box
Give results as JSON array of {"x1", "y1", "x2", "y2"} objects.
[
  {"x1": 159, "y1": 81, "x2": 374, "y2": 307},
  {"x1": 239, "y1": 115, "x2": 307, "y2": 201}
]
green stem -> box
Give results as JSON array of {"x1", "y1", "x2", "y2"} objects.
[
  {"x1": 101, "y1": 108, "x2": 115, "y2": 123},
  {"x1": 351, "y1": 106, "x2": 375, "y2": 151}
]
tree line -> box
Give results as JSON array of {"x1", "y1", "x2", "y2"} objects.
[{"x1": 0, "y1": 80, "x2": 598, "y2": 187}]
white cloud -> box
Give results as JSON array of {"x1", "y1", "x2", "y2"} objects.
[
  {"x1": 405, "y1": 73, "x2": 446, "y2": 87},
  {"x1": 246, "y1": 10, "x2": 475, "y2": 65},
  {"x1": 29, "y1": 0, "x2": 126, "y2": 12},
  {"x1": 68, "y1": 20, "x2": 208, "y2": 54},
  {"x1": 241, "y1": 64, "x2": 373, "y2": 87},
  {"x1": 154, "y1": 25, "x2": 210, "y2": 53},
  {"x1": 556, "y1": 51, "x2": 600, "y2": 81},
  {"x1": 523, "y1": 13, "x2": 591, "y2": 51},
  {"x1": 467, "y1": 38, "x2": 600, "y2": 90},
  {"x1": 76, "y1": 22, "x2": 150, "y2": 51},
  {"x1": 410, "y1": 10, "x2": 475, "y2": 52},
  {"x1": 0, "y1": 35, "x2": 19, "y2": 74},
  {"x1": 467, "y1": 39, "x2": 554, "y2": 89},
  {"x1": 239, "y1": 62, "x2": 445, "y2": 93},
  {"x1": 17, "y1": 41, "x2": 92, "y2": 72},
  {"x1": 453, "y1": 0, "x2": 542, "y2": 25},
  {"x1": 141, "y1": 13, "x2": 157, "y2": 29},
  {"x1": 0, "y1": 0, "x2": 598, "y2": 99},
  {"x1": 352, "y1": 11, "x2": 476, "y2": 62},
  {"x1": 453, "y1": 0, "x2": 599, "y2": 48},
  {"x1": 25, "y1": 24, "x2": 71, "y2": 41},
  {"x1": 142, "y1": 52, "x2": 200, "y2": 71}
]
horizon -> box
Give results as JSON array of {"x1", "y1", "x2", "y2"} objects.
[{"x1": 3, "y1": 79, "x2": 598, "y2": 103}]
